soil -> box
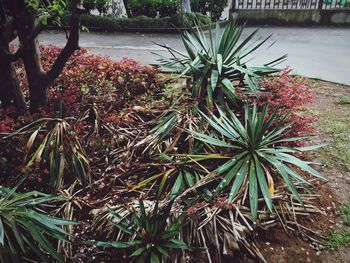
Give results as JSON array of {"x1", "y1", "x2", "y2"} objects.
[{"x1": 256, "y1": 81, "x2": 350, "y2": 263}]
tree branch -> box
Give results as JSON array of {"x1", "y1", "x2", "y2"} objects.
[
  {"x1": 0, "y1": 19, "x2": 44, "y2": 62},
  {"x1": 0, "y1": 45, "x2": 23, "y2": 61},
  {"x1": 45, "y1": 0, "x2": 83, "y2": 83}
]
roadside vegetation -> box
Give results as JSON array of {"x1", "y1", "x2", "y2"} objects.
[
  {"x1": 1, "y1": 20, "x2": 339, "y2": 262},
  {"x1": 322, "y1": 203, "x2": 350, "y2": 250},
  {"x1": 62, "y1": 0, "x2": 226, "y2": 32},
  {"x1": 2, "y1": 0, "x2": 350, "y2": 262},
  {"x1": 59, "y1": 12, "x2": 211, "y2": 32},
  {"x1": 304, "y1": 81, "x2": 350, "y2": 254},
  {"x1": 315, "y1": 90, "x2": 350, "y2": 172}
]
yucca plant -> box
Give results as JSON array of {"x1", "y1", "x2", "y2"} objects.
[
  {"x1": 5, "y1": 118, "x2": 91, "y2": 191},
  {"x1": 131, "y1": 164, "x2": 202, "y2": 198},
  {"x1": 190, "y1": 104, "x2": 326, "y2": 221},
  {"x1": 130, "y1": 152, "x2": 235, "y2": 198},
  {"x1": 135, "y1": 94, "x2": 201, "y2": 152},
  {"x1": 0, "y1": 188, "x2": 76, "y2": 262},
  {"x1": 96, "y1": 199, "x2": 188, "y2": 263},
  {"x1": 156, "y1": 22, "x2": 286, "y2": 108}
]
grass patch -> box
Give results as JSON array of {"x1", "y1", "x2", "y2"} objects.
[
  {"x1": 318, "y1": 113, "x2": 350, "y2": 171},
  {"x1": 325, "y1": 230, "x2": 350, "y2": 249},
  {"x1": 337, "y1": 96, "x2": 350, "y2": 105},
  {"x1": 341, "y1": 202, "x2": 350, "y2": 225},
  {"x1": 325, "y1": 120, "x2": 348, "y2": 134}
]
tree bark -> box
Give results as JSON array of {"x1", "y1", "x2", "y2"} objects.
[
  {"x1": 13, "y1": 4, "x2": 48, "y2": 110},
  {"x1": 0, "y1": 61, "x2": 26, "y2": 109},
  {"x1": 0, "y1": 9, "x2": 26, "y2": 110},
  {"x1": 123, "y1": 0, "x2": 132, "y2": 17},
  {"x1": 182, "y1": 0, "x2": 192, "y2": 13}
]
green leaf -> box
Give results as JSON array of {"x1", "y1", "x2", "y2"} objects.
[
  {"x1": 151, "y1": 252, "x2": 160, "y2": 263},
  {"x1": 215, "y1": 153, "x2": 246, "y2": 192},
  {"x1": 295, "y1": 144, "x2": 328, "y2": 152},
  {"x1": 165, "y1": 239, "x2": 188, "y2": 249},
  {"x1": 155, "y1": 245, "x2": 169, "y2": 256},
  {"x1": 131, "y1": 171, "x2": 167, "y2": 191},
  {"x1": 97, "y1": 240, "x2": 142, "y2": 249},
  {"x1": 189, "y1": 129, "x2": 236, "y2": 148},
  {"x1": 171, "y1": 171, "x2": 183, "y2": 196},
  {"x1": 265, "y1": 156, "x2": 304, "y2": 206},
  {"x1": 254, "y1": 155, "x2": 273, "y2": 212},
  {"x1": 249, "y1": 160, "x2": 258, "y2": 221},
  {"x1": 217, "y1": 54, "x2": 223, "y2": 75},
  {"x1": 276, "y1": 153, "x2": 326, "y2": 180},
  {"x1": 0, "y1": 218, "x2": 4, "y2": 246},
  {"x1": 131, "y1": 247, "x2": 146, "y2": 257},
  {"x1": 228, "y1": 156, "x2": 249, "y2": 202},
  {"x1": 221, "y1": 78, "x2": 235, "y2": 94},
  {"x1": 211, "y1": 70, "x2": 219, "y2": 91}
]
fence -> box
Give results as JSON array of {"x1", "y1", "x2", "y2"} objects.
[{"x1": 233, "y1": 0, "x2": 347, "y2": 10}]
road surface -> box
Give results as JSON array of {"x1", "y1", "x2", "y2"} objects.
[{"x1": 39, "y1": 27, "x2": 350, "y2": 85}]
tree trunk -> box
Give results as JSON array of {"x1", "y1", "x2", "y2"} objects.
[
  {"x1": 0, "y1": 1, "x2": 25, "y2": 110},
  {"x1": 17, "y1": 18, "x2": 49, "y2": 110},
  {"x1": 4, "y1": 0, "x2": 82, "y2": 112},
  {"x1": 182, "y1": 0, "x2": 191, "y2": 13},
  {"x1": 0, "y1": 61, "x2": 26, "y2": 109},
  {"x1": 123, "y1": 0, "x2": 132, "y2": 17}
]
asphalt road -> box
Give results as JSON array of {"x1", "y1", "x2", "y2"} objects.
[{"x1": 39, "y1": 27, "x2": 350, "y2": 85}]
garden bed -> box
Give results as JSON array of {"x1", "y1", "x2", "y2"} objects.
[
  {"x1": 257, "y1": 81, "x2": 350, "y2": 263},
  {"x1": 1, "y1": 23, "x2": 350, "y2": 262}
]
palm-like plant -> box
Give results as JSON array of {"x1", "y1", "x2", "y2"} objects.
[
  {"x1": 190, "y1": 104, "x2": 326, "y2": 221},
  {"x1": 156, "y1": 23, "x2": 286, "y2": 108},
  {"x1": 0, "y1": 188, "x2": 76, "y2": 262},
  {"x1": 96, "y1": 199, "x2": 188, "y2": 263},
  {"x1": 5, "y1": 118, "x2": 91, "y2": 191}
]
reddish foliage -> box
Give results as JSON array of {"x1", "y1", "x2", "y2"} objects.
[
  {"x1": 257, "y1": 68, "x2": 316, "y2": 145},
  {"x1": 0, "y1": 113, "x2": 17, "y2": 133},
  {"x1": 3, "y1": 45, "x2": 161, "y2": 133},
  {"x1": 1, "y1": 46, "x2": 161, "y2": 189}
]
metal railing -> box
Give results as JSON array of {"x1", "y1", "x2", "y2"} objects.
[{"x1": 233, "y1": 0, "x2": 347, "y2": 9}]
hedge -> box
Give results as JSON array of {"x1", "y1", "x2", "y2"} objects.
[{"x1": 59, "y1": 13, "x2": 210, "y2": 32}]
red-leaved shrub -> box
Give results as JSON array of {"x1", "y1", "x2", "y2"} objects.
[
  {"x1": 2, "y1": 45, "x2": 161, "y2": 132},
  {"x1": 1, "y1": 45, "x2": 162, "y2": 188},
  {"x1": 257, "y1": 68, "x2": 316, "y2": 145}
]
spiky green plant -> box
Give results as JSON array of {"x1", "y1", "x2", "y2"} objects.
[
  {"x1": 0, "y1": 188, "x2": 76, "y2": 263},
  {"x1": 5, "y1": 118, "x2": 91, "y2": 191},
  {"x1": 156, "y1": 22, "x2": 286, "y2": 108},
  {"x1": 190, "y1": 104, "x2": 326, "y2": 221},
  {"x1": 96, "y1": 199, "x2": 188, "y2": 263}
]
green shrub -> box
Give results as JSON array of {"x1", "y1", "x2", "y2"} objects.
[
  {"x1": 0, "y1": 189, "x2": 75, "y2": 262},
  {"x1": 170, "y1": 12, "x2": 211, "y2": 27},
  {"x1": 95, "y1": 0, "x2": 110, "y2": 15},
  {"x1": 80, "y1": 14, "x2": 171, "y2": 30},
  {"x1": 82, "y1": 0, "x2": 110, "y2": 14},
  {"x1": 337, "y1": 96, "x2": 350, "y2": 105},
  {"x1": 191, "y1": 0, "x2": 229, "y2": 20},
  {"x1": 190, "y1": 104, "x2": 326, "y2": 221},
  {"x1": 83, "y1": 0, "x2": 96, "y2": 13},
  {"x1": 96, "y1": 199, "x2": 188, "y2": 262},
  {"x1": 128, "y1": 0, "x2": 179, "y2": 17},
  {"x1": 126, "y1": 0, "x2": 228, "y2": 20},
  {"x1": 60, "y1": 13, "x2": 210, "y2": 31},
  {"x1": 325, "y1": 230, "x2": 350, "y2": 249},
  {"x1": 340, "y1": 202, "x2": 350, "y2": 224},
  {"x1": 5, "y1": 118, "x2": 91, "y2": 192},
  {"x1": 156, "y1": 22, "x2": 285, "y2": 109}
]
